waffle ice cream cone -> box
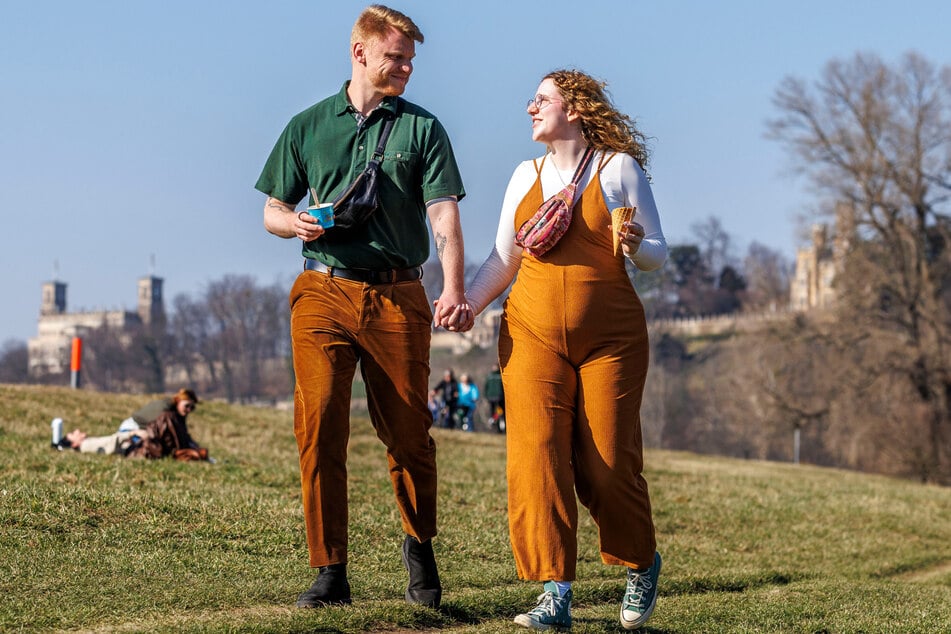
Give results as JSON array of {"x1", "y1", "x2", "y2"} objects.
[{"x1": 611, "y1": 206, "x2": 636, "y2": 255}]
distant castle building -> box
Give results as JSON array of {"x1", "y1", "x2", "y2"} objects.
[
  {"x1": 27, "y1": 275, "x2": 166, "y2": 375},
  {"x1": 790, "y1": 202, "x2": 854, "y2": 311}
]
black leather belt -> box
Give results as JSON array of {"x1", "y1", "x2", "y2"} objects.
[{"x1": 304, "y1": 259, "x2": 423, "y2": 284}]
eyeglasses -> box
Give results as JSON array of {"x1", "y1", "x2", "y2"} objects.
[
  {"x1": 182, "y1": 402, "x2": 196, "y2": 411},
  {"x1": 526, "y1": 94, "x2": 563, "y2": 110}
]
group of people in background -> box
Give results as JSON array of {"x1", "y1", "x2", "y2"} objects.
[{"x1": 429, "y1": 365, "x2": 504, "y2": 433}]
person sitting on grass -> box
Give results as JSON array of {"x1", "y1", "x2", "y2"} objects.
[{"x1": 55, "y1": 388, "x2": 210, "y2": 461}]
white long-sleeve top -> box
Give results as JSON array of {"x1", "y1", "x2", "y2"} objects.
[{"x1": 466, "y1": 150, "x2": 667, "y2": 314}]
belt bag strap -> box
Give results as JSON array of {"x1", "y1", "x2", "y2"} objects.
[
  {"x1": 323, "y1": 115, "x2": 396, "y2": 238},
  {"x1": 515, "y1": 147, "x2": 595, "y2": 257},
  {"x1": 371, "y1": 116, "x2": 395, "y2": 161},
  {"x1": 568, "y1": 146, "x2": 594, "y2": 187}
]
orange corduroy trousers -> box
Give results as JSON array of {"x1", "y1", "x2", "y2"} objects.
[{"x1": 289, "y1": 270, "x2": 437, "y2": 567}]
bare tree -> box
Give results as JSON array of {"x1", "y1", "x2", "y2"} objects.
[
  {"x1": 80, "y1": 322, "x2": 129, "y2": 392},
  {"x1": 768, "y1": 51, "x2": 951, "y2": 482},
  {"x1": 690, "y1": 215, "x2": 736, "y2": 278},
  {"x1": 204, "y1": 275, "x2": 289, "y2": 403},
  {"x1": 164, "y1": 277, "x2": 291, "y2": 402},
  {"x1": 168, "y1": 294, "x2": 220, "y2": 392},
  {"x1": 743, "y1": 241, "x2": 791, "y2": 312},
  {"x1": 0, "y1": 339, "x2": 29, "y2": 383}
]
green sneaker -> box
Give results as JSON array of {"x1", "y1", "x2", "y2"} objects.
[
  {"x1": 620, "y1": 552, "x2": 661, "y2": 630},
  {"x1": 514, "y1": 581, "x2": 572, "y2": 630}
]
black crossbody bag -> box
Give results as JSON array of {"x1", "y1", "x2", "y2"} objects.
[{"x1": 322, "y1": 116, "x2": 395, "y2": 239}]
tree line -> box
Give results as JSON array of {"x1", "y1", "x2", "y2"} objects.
[
  {"x1": 0, "y1": 275, "x2": 291, "y2": 404},
  {"x1": 0, "y1": 225, "x2": 785, "y2": 400},
  {"x1": 639, "y1": 51, "x2": 951, "y2": 485}
]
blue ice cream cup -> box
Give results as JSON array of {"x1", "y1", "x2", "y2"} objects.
[{"x1": 307, "y1": 203, "x2": 335, "y2": 229}]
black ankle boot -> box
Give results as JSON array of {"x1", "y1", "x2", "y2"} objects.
[
  {"x1": 402, "y1": 535, "x2": 442, "y2": 608},
  {"x1": 296, "y1": 563, "x2": 352, "y2": 608}
]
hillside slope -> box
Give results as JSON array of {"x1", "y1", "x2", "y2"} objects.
[{"x1": 1, "y1": 385, "x2": 949, "y2": 633}]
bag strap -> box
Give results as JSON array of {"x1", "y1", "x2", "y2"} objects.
[
  {"x1": 370, "y1": 115, "x2": 395, "y2": 161},
  {"x1": 569, "y1": 147, "x2": 595, "y2": 186}
]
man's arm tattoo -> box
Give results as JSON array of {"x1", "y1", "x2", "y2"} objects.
[{"x1": 434, "y1": 233, "x2": 447, "y2": 261}]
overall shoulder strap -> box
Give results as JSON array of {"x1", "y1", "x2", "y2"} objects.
[
  {"x1": 596, "y1": 150, "x2": 618, "y2": 171},
  {"x1": 534, "y1": 153, "x2": 549, "y2": 176}
]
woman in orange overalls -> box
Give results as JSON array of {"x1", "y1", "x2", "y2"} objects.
[{"x1": 461, "y1": 69, "x2": 668, "y2": 631}]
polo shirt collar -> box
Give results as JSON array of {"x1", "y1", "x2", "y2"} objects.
[{"x1": 334, "y1": 81, "x2": 399, "y2": 119}]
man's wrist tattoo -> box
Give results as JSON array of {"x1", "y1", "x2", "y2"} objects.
[{"x1": 435, "y1": 233, "x2": 447, "y2": 260}]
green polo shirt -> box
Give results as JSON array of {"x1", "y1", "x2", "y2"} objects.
[{"x1": 255, "y1": 82, "x2": 466, "y2": 269}]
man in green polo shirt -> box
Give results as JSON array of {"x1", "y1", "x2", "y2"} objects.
[{"x1": 255, "y1": 4, "x2": 469, "y2": 610}]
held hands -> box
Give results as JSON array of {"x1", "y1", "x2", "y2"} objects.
[
  {"x1": 295, "y1": 211, "x2": 327, "y2": 242},
  {"x1": 616, "y1": 220, "x2": 646, "y2": 257},
  {"x1": 433, "y1": 294, "x2": 475, "y2": 333}
]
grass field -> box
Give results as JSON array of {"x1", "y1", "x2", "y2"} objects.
[{"x1": 2, "y1": 384, "x2": 950, "y2": 633}]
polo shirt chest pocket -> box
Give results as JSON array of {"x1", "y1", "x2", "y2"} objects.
[{"x1": 382, "y1": 150, "x2": 418, "y2": 181}]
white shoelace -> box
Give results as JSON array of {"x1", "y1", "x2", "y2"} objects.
[
  {"x1": 624, "y1": 569, "x2": 654, "y2": 610},
  {"x1": 528, "y1": 590, "x2": 558, "y2": 617}
]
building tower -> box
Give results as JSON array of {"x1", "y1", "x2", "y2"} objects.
[
  {"x1": 137, "y1": 276, "x2": 166, "y2": 331},
  {"x1": 40, "y1": 281, "x2": 67, "y2": 315}
]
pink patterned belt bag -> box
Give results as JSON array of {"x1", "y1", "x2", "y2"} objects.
[{"x1": 515, "y1": 147, "x2": 594, "y2": 257}]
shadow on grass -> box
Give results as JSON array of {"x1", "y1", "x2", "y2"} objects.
[
  {"x1": 573, "y1": 614, "x2": 675, "y2": 633},
  {"x1": 574, "y1": 570, "x2": 797, "y2": 606},
  {"x1": 662, "y1": 571, "x2": 796, "y2": 596},
  {"x1": 436, "y1": 597, "x2": 526, "y2": 625}
]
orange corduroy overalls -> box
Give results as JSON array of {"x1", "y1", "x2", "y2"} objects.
[{"x1": 499, "y1": 152, "x2": 656, "y2": 581}]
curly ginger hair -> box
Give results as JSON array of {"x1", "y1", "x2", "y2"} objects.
[{"x1": 545, "y1": 69, "x2": 651, "y2": 174}]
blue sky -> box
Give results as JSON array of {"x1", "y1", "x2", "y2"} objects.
[{"x1": 3, "y1": 0, "x2": 951, "y2": 343}]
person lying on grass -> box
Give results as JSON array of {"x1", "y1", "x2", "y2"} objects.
[{"x1": 55, "y1": 388, "x2": 211, "y2": 462}]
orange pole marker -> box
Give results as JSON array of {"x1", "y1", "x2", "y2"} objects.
[
  {"x1": 70, "y1": 337, "x2": 83, "y2": 389},
  {"x1": 70, "y1": 337, "x2": 83, "y2": 372}
]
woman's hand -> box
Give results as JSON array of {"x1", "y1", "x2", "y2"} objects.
[
  {"x1": 618, "y1": 220, "x2": 645, "y2": 257},
  {"x1": 433, "y1": 298, "x2": 476, "y2": 332}
]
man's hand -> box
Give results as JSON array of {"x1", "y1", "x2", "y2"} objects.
[
  {"x1": 294, "y1": 210, "x2": 327, "y2": 242},
  {"x1": 433, "y1": 294, "x2": 473, "y2": 332},
  {"x1": 263, "y1": 196, "x2": 326, "y2": 241}
]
